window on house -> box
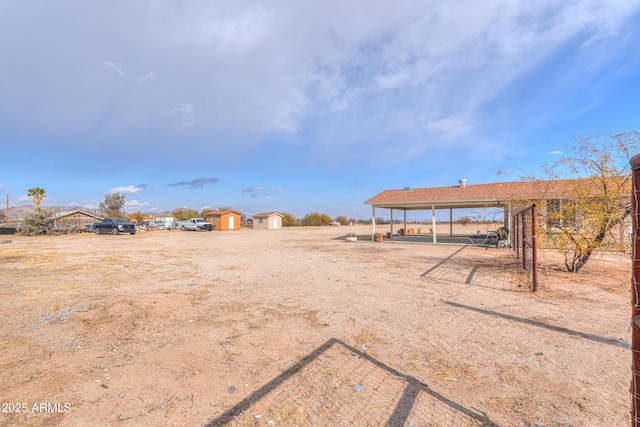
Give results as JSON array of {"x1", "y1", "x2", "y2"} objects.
[
  {"x1": 258, "y1": 218, "x2": 263, "y2": 224},
  {"x1": 546, "y1": 199, "x2": 562, "y2": 229},
  {"x1": 546, "y1": 198, "x2": 578, "y2": 229}
]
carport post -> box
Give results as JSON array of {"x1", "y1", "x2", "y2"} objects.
[
  {"x1": 390, "y1": 209, "x2": 394, "y2": 238},
  {"x1": 432, "y1": 205, "x2": 437, "y2": 244},
  {"x1": 449, "y1": 208, "x2": 453, "y2": 236},
  {"x1": 403, "y1": 210, "x2": 407, "y2": 234},
  {"x1": 371, "y1": 206, "x2": 376, "y2": 241},
  {"x1": 505, "y1": 204, "x2": 511, "y2": 242}
]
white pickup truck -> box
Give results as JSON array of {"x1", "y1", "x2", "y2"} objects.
[{"x1": 178, "y1": 218, "x2": 213, "y2": 231}]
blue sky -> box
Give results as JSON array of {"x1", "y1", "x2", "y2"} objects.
[{"x1": 1, "y1": 1, "x2": 640, "y2": 220}]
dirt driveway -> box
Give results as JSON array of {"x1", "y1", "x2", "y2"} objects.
[{"x1": 0, "y1": 225, "x2": 631, "y2": 426}]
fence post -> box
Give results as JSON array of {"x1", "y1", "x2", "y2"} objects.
[
  {"x1": 531, "y1": 204, "x2": 538, "y2": 292},
  {"x1": 630, "y1": 154, "x2": 640, "y2": 426},
  {"x1": 513, "y1": 213, "x2": 519, "y2": 257},
  {"x1": 521, "y1": 210, "x2": 527, "y2": 271}
]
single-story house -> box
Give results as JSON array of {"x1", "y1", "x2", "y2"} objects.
[
  {"x1": 364, "y1": 177, "x2": 629, "y2": 242},
  {"x1": 53, "y1": 210, "x2": 103, "y2": 232},
  {"x1": 204, "y1": 210, "x2": 242, "y2": 230},
  {"x1": 253, "y1": 212, "x2": 283, "y2": 229}
]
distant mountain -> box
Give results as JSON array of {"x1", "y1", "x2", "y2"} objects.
[{"x1": 5, "y1": 205, "x2": 37, "y2": 222}]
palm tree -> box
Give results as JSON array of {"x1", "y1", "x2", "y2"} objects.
[{"x1": 27, "y1": 187, "x2": 46, "y2": 210}]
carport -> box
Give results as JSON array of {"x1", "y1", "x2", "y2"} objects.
[{"x1": 364, "y1": 179, "x2": 574, "y2": 243}]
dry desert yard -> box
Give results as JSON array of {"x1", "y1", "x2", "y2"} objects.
[{"x1": 0, "y1": 224, "x2": 632, "y2": 426}]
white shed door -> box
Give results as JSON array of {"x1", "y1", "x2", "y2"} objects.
[
  {"x1": 273, "y1": 218, "x2": 277, "y2": 228},
  {"x1": 228, "y1": 216, "x2": 234, "y2": 229}
]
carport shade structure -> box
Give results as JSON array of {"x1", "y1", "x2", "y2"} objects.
[{"x1": 363, "y1": 178, "x2": 594, "y2": 243}]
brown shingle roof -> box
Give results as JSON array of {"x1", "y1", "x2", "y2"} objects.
[{"x1": 364, "y1": 178, "x2": 628, "y2": 209}]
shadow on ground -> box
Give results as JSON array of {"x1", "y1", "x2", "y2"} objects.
[
  {"x1": 418, "y1": 245, "x2": 530, "y2": 292},
  {"x1": 330, "y1": 235, "x2": 528, "y2": 292},
  {"x1": 204, "y1": 338, "x2": 497, "y2": 426},
  {"x1": 443, "y1": 300, "x2": 630, "y2": 349}
]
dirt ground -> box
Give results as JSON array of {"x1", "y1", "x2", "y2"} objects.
[{"x1": 0, "y1": 224, "x2": 631, "y2": 426}]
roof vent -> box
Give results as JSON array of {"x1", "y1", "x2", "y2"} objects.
[
  {"x1": 458, "y1": 179, "x2": 467, "y2": 188},
  {"x1": 402, "y1": 187, "x2": 412, "y2": 192}
]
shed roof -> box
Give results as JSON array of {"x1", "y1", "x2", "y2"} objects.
[
  {"x1": 364, "y1": 178, "x2": 624, "y2": 210},
  {"x1": 205, "y1": 210, "x2": 242, "y2": 216},
  {"x1": 253, "y1": 212, "x2": 283, "y2": 218}
]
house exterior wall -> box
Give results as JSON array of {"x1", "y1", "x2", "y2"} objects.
[
  {"x1": 253, "y1": 214, "x2": 282, "y2": 229},
  {"x1": 54, "y1": 212, "x2": 101, "y2": 231}
]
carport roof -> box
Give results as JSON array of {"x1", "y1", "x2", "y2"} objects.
[{"x1": 364, "y1": 179, "x2": 584, "y2": 210}]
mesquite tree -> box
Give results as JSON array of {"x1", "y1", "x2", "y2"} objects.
[{"x1": 544, "y1": 131, "x2": 639, "y2": 273}]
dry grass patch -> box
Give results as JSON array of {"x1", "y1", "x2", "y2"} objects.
[
  {"x1": 0, "y1": 249, "x2": 30, "y2": 263},
  {"x1": 0, "y1": 228, "x2": 631, "y2": 426}
]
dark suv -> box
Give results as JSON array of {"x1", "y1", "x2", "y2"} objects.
[{"x1": 95, "y1": 218, "x2": 136, "y2": 235}]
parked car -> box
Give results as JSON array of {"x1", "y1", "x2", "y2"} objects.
[
  {"x1": 94, "y1": 218, "x2": 136, "y2": 235},
  {"x1": 178, "y1": 218, "x2": 213, "y2": 231}
]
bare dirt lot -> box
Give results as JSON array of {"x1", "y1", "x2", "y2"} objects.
[{"x1": 0, "y1": 224, "x2": 631, "y2": 426}]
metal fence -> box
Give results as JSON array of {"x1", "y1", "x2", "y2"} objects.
[
  {"x1": 630, "y1": 154, "x2": 640, "y2": 426},
  {"x1": 511, "y1": 204, "x2": 538, "y2": 292}
]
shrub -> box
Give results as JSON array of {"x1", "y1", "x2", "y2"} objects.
[
  {"x1": 18, "y1": 210, "x2": 56, "y2": 236},
  {"x1": 301, "y1": 212, "x2": 331, "y2": 226},
  {"x1": 456, "y1": 216, "x2": 472, "y2": 226}
]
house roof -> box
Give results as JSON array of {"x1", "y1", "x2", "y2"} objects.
[
  {"x1": 253, "y1": 212, "x2": 283, "y2": 218},
  {"x1": 205, "y1": 210, "x2": 242, "y2": 216},
  {"x1": 52, "y1": 210, "x2": 103, "y2": 220},
  {"x1": 364, "y1": 178, "x2": 628, "y2": 210}
]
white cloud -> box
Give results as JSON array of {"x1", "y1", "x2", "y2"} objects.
[
  {"x1": 0, "y1": 0, "x2": 639, "y2": 159},
  {"x1": 375, "y1": 69, "x2": 413, "y2": 91},
  {"x1": 171, "y1": 103, "x2": 196, "y2": 127},
  {"x1": 138, "y1": 72, "x2": 157, "y2": 82},
  {"x1": 107, "y1": 185, "x2": 147, "y2": 195},
  {"x1": 548, "y1": 150, "x2": 563, "y2": 155},
  {"x1": 126, "y1": 199, "x2": 150, "y2": 209},
  {"x1": 95, "y1": 59, "x2": 124, "y2": 77},
  {"x1": 426, "y1": 117, "x2": 473, "y2": 135}
]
